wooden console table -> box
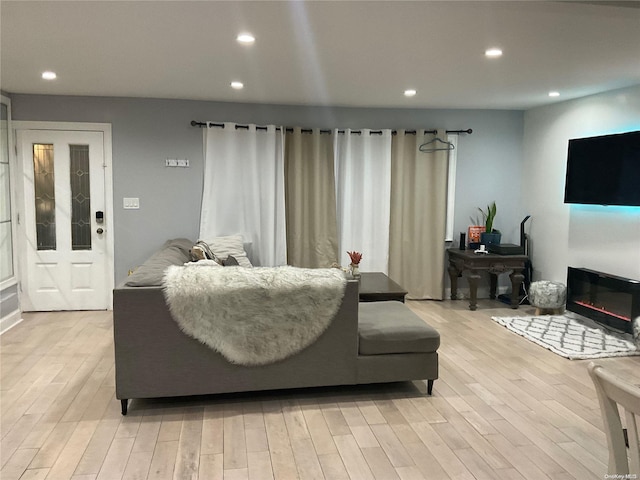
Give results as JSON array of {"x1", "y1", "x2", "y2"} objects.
[
  {"x1": 358, "y1": 272, "x2": 408, "y2": 303},
  {"x1": 447, "y1": 248, "x2": 527, "y2": 310}
]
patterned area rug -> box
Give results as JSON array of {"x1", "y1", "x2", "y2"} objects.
[{"x1": 491, "y1": 314, "x2": 640, "y2": 360}]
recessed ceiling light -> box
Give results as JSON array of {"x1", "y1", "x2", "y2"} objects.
[
  {"x1": 549, "y1": 91, "x2": 560, "y2": 97},
  {"x1": 42, "y1": 71, "x2": 57, "y2": 80},
  {"x1": 485, "y1": 48, "x2": 503, "y2": 58},
  {"x1": 237, "y1": 33, "x2": 255, "y2": 45},
  {"x1": 230, "y1": 81, "x2": 244, "y2": 90},
  {"x1": 404, "y1": 89, "x2": 417, "y2": 97}
]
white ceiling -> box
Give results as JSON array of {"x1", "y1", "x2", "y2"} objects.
[{"x1": 2, "y1": 1, "x2": 640, "y2": 110}]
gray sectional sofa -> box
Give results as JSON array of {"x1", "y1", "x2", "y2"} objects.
[{"x1": 113, "y1": 239, "x2": 440, "y2": 415}]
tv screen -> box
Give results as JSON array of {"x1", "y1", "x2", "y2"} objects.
[{"x1": 564, "y1": 130, "x2": 640, "y2": 206}]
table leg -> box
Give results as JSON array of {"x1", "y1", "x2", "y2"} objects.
[
  {"x1": 468, "y1": 272, "x2": 480, "y2": 311},
  {"x1": 509, "y1": 270, "x2": 525, "y2": 309},
  {"x1": 448, "y1": 263, "x2": 459, "y2": 300},
  {"x1": 489, "y1": 273, "x2": 498, "y2": 300}
]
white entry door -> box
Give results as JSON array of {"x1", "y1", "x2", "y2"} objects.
[{"x1": 19, "y1": 129, "x2": 110, "y2": 311}]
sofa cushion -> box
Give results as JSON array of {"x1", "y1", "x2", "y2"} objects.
[
  {"x1": 125, "y1": 238, "x2": 193, "y2": 287},
  {"x1": 358, "y1": 302, "x2": 440, "y2": 355}
]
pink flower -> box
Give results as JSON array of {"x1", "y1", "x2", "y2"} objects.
[{"x1": 347, "y1": 251, "x2": 362, "y2": 265}]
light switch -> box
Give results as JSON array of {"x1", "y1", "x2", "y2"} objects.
[{"x1": 123, "y1": 197, "x2": 140, "y2": 209}]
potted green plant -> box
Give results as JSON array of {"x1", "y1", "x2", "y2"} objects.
[{"x1": 478, "y1": 201, "x2": 501, "y2": 246}]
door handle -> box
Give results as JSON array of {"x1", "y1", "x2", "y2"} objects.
[{"x1": 97, "y1": 228, "x2": 104, "y2": 234}]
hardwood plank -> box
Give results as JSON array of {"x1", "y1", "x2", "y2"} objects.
[
  {"x1": 290, "y1": 437, "x2": 324, "y2": 479},
  {"x1": 361, "y1": 446, "x2": 400, "y2": 480},
  {"x1": 484, "y1": 433, "x2": 553, "y2": 479},
  {"x1": 223, "y1": 405, "x2": 247, "y2": 470},
  {"x1": 300, "y1": 404, "x2": 338, "y2": 456},
  {"x1": 147, "y1": 440, "x2": 179, "y2": 480},
  {"x1": 198, "y1": 453, "x2": 223, "y2": 480},
  {"x1": 355, "y1": 400, "x2": 387, "y2": 426},
  {"x1": 1, "y1": 414, "x2": 42, "y2": 467},
  {"x1": 60, "y1": 356, "x2": 113, "y2": 423},
  {"x1": 404, "y1": 442, "x2": 451, "y2": 480},
  {"x1": 558, "y1": 441, "x2": 607, "y2": 477},
  {"x1": 350, "y1": 425, "x2": 380, "y2": 449},
  {"x1": 174, "y1": 407, "x2": 204, "y2": 480},
  {"x1": 27, "y1": 420, "x2": 76, "y2": 469},
  {"x1": 320, "y1": 403, "x2": 351, "y2": 436},
  {"x1": 410, "y1": 422, "x2": 475, "y2": 480},
  {"x1": 46, "y1": 420, "x2": 100, "y2": 480},
  {"x1": 156, "y1": 409, "x2": 184, "y2": 443},
  {"x1": 74, "y1": 418, "x2": 120, "y2": 475},
  {"x1": 0, "y1": 447, "x2": 38, "y2": 480},
  {"x1": 282, "y1": 399, "x2": 311, "y2": 441},
  {"x1": 200, "y1": 404, "x2": 223, "y2": 455},
  {"x1": 223, "y1": 468, "x2": 249, "y2": 480},
  {"x1": 132, "y1": 413, "x2": 162, "y2": 453},
  {"x1": 95, "y1": 436, "x2": 135, "y2": 480},
  {"x1": 395, "y1": 465, "x2": 425, "y2": 480},
  {"x1": 121, "y1": 450, "x2": 153, "y2": 480},
  {"x1": 318, "y1": 453, "x2": 350, "y2": 480},
  {"x1": 245, "y1": 427, "x2": 269, "y2": 453},
  {"x1": 333, "y1": 434, "x2": 375, "y2": 480},
  {"x1": 247, "y1": 450, "x2": 274, "y2": 480},
  {"x1": 263, "y1": 409, "x2": 298, "y2": 479},
  {"x1": 16, "y1": 468, "x2": 50, "y2": 480},
  {"x1": 370, "y1": 423, "x2": 414, "y2": 467}
]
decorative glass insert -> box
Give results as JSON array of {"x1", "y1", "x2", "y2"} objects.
[
  {"x1": 69, "y1": 145, "x2": 91, "y2": 250},
  {"x1": 33, "y1": 144, "x2": 56, "y2": 250},
  {"x1": 0, "y1": 102, "x2": 13, "y2": 281}
]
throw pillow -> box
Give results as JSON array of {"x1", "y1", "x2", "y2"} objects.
[
  {"x1": 223, "y1": 255, "x2": 240, "y2": 266},
  {"x1": 191, "y1": 240, "x2": 222, "y2": 264},
  {"x1": 190, "y1": 245, "x2": 207, "y2": 262},
  {"x1": 125, "y1": 239, "x2": 193, "y2": 287},
  {"x1": 203, "y1": 234, "x2": 253, "y2": 268}
]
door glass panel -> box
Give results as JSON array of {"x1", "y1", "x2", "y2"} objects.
[
  {"x1": 33, "y1": 143, "x2": 56, "y2": 250},
  {"x1": 0, "y1": 103, "x2": 13, "y2": 281},
  {"x1": 69, "y1": 144, "x2": 91, "y2": 250}
]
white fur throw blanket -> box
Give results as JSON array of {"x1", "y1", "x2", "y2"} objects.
[{"x1": 163, "y1": 265, "x2": 347, "y2": 366}]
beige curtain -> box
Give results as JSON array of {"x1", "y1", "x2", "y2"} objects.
[
  {"x1": 284, "y1": 128, "x2": 339, "y2": 267},
  {"x1": 389, "y1": 130, "x2": 449, "y2": 299}
]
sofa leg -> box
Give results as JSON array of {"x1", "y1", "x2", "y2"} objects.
[
  {"x1": 427, "y1": 379, "x2": 434, "y2": 396},
  {"x1": 121, "y1": 399, "x2": 129, "y2": 416}
]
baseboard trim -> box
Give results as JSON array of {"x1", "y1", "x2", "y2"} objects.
[{"x1": 1, "y1": 309, "x2": 23, "y2": 334}]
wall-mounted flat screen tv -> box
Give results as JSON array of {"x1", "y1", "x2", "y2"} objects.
[{"x1": 564, "y1": 130, "x2": 640, "y2": 206}]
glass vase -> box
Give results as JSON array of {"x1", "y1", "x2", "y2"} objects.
[{"x1": 350, "y1": 264, "x2": 361, "y2": 279}]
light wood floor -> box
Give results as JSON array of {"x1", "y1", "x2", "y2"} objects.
[{"x1": 2, "y1": 299, "x2": 639, "y2": 480}]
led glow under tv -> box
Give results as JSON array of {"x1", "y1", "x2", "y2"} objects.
[{"x1": 564, "y1": 130, "x2": 640, "y2": 206}]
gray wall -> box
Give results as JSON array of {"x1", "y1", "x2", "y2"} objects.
[{"x1": 10, "y1": 94, "x2": 524, "y2": 284}]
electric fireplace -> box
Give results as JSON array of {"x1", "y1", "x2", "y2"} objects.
[{"x1": 567, "y1": 267, "x2": 640, "y2": 333}]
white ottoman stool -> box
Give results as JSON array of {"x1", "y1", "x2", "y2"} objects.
[{"x1": 529, "y1": 281, "x2": 567, "y2": 315}]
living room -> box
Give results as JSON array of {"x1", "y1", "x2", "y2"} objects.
[{"x1": 1, "y1": 2, "x2": 639, "y2": 479}]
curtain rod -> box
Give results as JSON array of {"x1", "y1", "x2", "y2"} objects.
[{"x1": 190, "y1": 121, "x2": 472, "y2": 135}]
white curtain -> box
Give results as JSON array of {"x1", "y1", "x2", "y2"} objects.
[
  {"x1": 199, "y1": 123, "x2": 286, "y2": 266},
  {"x1": 334, "y1": 129, "x2": 392, "y2": 272}
]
